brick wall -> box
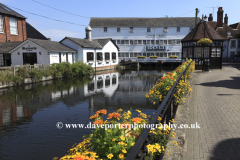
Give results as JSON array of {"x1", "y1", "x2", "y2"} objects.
[{"x1": 0, "y1": 15, "x2": 27, "y2": 43}]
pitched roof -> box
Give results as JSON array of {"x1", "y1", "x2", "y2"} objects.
[
  {"x1": 207, "y1": 21, "x2": 239, "y2": 39},
  {"x1": 28, "y1": 39, "x2": 76, "y2": 52},
  {"x1": 182, "y1": 20, "x2": 225, "y2": 42},
  {"x1": 89, "y1": 17, "x2": 200, "y2": 27},
  {"x1": 61, "y1": 37, "x2": 119, "y2": 50},
  {"x1": 0, "y1": 41, "x2": 22, "y2": 53},
  {"x1": 229, "y1": 22, "x2": 240, "y2": 29},
  {"x1": 0, "y1": 3, "x2": 26, "y2": 19},
  {"x1": 26, "y1": 22, "x2": 48, "y2": 40}
]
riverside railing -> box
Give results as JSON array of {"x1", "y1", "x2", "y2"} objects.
[{"x1": 125, "y1": 61, "x2": 192, "y2": 160}]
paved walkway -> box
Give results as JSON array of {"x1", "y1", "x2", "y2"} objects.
[{"x1": 183, "y1": 63, "x2": 240, "y2": 160}]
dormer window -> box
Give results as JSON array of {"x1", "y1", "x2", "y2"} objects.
[
  {"x1": 227, "y1": 32, "x2": 231, "y2": 36},
  {"x1": 163, "y1": 27, "x2": 168, "y2": 33}
]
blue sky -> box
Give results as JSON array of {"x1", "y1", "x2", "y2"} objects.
[{"x1": 1, "y1": 0, "x2": 239, "y2": 41}]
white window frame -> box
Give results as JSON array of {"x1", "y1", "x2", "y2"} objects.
[
  {"x1": 10, "y1": 18, "x2": 18, "y2": 35},
  {"x1": 177, "y1": 27, "x2": 180, "y2": 32},
  {"x1": 163, "y1": 27, "x2": 168, "y2": 33},
  {"x1": 130, "y1": 27, "x2": 134, "y2": 33},
  {"x1": 0, "y1": 15, "x2": 4, "y2": 33}
]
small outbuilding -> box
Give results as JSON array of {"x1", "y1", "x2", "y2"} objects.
[
  {"x1": 0, "y1": 38, "x2": 76, "y2": 66},
  {"x1": 181, "y1": 18, "x2": 225, "y2": 70},
  {"x1": 60, "y1": 26, "x2": 119, "y2": 71}
]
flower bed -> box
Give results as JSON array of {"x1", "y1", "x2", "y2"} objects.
[
  {"x1": 169, "y1": 55, "x2": 178, "y2": 58},
  {"x1": 137, "y1": 56, "x2": 146, "y2": 58},
  {"x1": 145, "y1": 59, "x2": 195, "y2": 105},
  {"x1": 197, "y1": 38, "x2": 212, "y2": 45},
  {"x1": 55, "y1": 109, "x2": 173, "y2": 160},
  {"x1": 149, "y1": 56, "x2": 158, "y2": 58}
]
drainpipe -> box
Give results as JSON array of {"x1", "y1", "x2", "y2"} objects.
[{"x1": 94, "y1": 48, "x2": 96, "y2": 74}]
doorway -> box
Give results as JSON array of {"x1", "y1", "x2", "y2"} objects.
[{"x1": 23, "y1": 53, "x2": 37, "y2": 65}]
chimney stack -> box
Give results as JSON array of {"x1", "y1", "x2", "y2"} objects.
[
  {"x1": 217, "y1": 7, "x2": 224, "y2": 27},
  {"x1": 85, "y1": 25, "x2": 92, "y2": 41},
  {"x1": 208, "y1": 13, "x2": 213, "y2": 21},
  {"x1": 224, "y1": 14, "x2": 228, "y2": 25}
]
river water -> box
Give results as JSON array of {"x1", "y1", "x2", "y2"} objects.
[{"x1": 0, "y1": 68, "x2": 172, "y2": 160}]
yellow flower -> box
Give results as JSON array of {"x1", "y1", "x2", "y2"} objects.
[
  {"x1": 120, "y1": 135, "x2": 125, "y2": 141},
  {"x1": 131, "y1": 142, "x2": 135, "y2": 146},
  {"x1": 174, "y1": 141, "x2": 178, "y2": 146},
  {"x1": 122, "y1": 149, "x2": 127, "y2": 153},
  {"x1": 107, "y1": 153, "x2": 113, "y2": 159},
  {"x1": 119, "y1": 154, "x2": 124, "y2": 159},
  {"x1": 112, "y1": 138, "x2": 116, "y2": 141}
]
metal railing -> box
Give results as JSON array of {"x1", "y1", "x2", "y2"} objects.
[{"x1": 125, "y1": 61, "x2": 192, "y2": 160}]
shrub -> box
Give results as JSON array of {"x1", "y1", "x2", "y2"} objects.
[{"x1": 197, "y1": 38, "x2": 212, "y2": 45}]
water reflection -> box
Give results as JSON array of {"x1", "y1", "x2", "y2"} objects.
[{"x1": 0, "y1": 68, "x2": 171, "y2": 160}]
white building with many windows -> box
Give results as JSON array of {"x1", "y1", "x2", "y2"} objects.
[{"x1": 89, "y1": 17, "x2": 200, "y2": 61}]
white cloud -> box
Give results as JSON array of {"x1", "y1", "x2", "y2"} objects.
[{"x1": 41, "y1": 29, "x2": 82, "y2": 41}]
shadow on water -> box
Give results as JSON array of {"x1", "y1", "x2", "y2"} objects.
[{"x1": 210, "y1": 138, "x2": 240, "y2": 160}]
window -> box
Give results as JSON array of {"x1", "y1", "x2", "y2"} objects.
[
  {"x1": 147, "y1": 40, "x2": 150, "y2": 45},
  {"x1": 130, "y1": 53, "x2": 134, "y2": 57},
  {"x1": 117, "y1": 40, "x2": 120, "y2": 44},
  {"x1": 134, "y1": 53, "x2": 138, "y2": 57},
  {"x1": 130, "y1": 27, "x2": 134, "y2": 33},
  {"x1": 0, "y1": 54, "x2": 4, "y2": 66},
  {"x1": 147, "y1": 53, "x2": 151, "y2": 57},
  {"x1": 177, "y1": 27, "x2": 180, "y2": 32},
  {"x1": 164, "y1": 40, "x2": 167, "y2": 45},
  {"x1": 10, "y1": 18, "x2": 18, "y2": 35},
  {"x1": 97, "y1": 52, "x2": 103, "y2": 61},
  {"x1": 183, "y1": 48, "x2": 187, "y2": 58},
  {"x1": 143, "y1": 40, "x2": 146, "y2": 45},
  {"x1": 143, "y1": 53, "x2": 146, "y2": 56},
  {"x1": 172, "y1": 40, "x2": 176, "y2": 45},
  {"x1": 23, "y1": 53, "x2": 37, "y2": 65},
  {"x1": 87, "y1": 52, "x2": 94, "y2": 62},
  {"x1": 124, "y1": 40, "x2": 129, "y2": 45},
  {"x1": 194, "y1": 47, "x2": 202, "y2": 58},
  {"x1": 130, "y1": 40, "x2": 133, "y2": 45},
  {"x1": 147, "y1": 27, "x2": 151, "y2": 32},
  {"x1": 188, "y1": 48, "x2": 192, "y2": 58},
  {"x1": 168, "y1": 40, "x2": 172, "y2": 45},
  {"x1": 216, "y1": 48, "x2": 221, "y2": 57},
  {"x1": 159, "y1": 40, "x2": 163, "y2": 45},
  {"x1": 151, "y1": 40, "x2": 154, "y2": 45},
  {"x1": 227, "y1": 32, "x2": 231, "y2": 36},
  {"x1": 0, "y1": 15, "x2": 4, "y2": 33},
  {"x1": 121, "y1": 40, "x2": 124, "y2": 44},
  {"x1": 176, "y1": 39, "x2": 181, "y2": 44},
  {"x1": 156, "y1": 40, "x2": 159, "y2": 44},
  {"x1": 211, "y1": 48, "x2": 216, "y2": 57},
  {"x1": 163, "y1": 27, "x2": 168, "y2": 33},
  {"x1": 104, "y1": 27, "x2": 107, "y2": 32},
  {"x1": 138, "y1": 40, "x2": 142, "y2": 45},
  {"x1": 117, "y1": 27, "x2": 120, "y2": 32},
  {"x1": 203, "y1": 47, "x2": 209, "y2": 57},
  {"x1": 105, "y1": 52, "x2": 110, "y2": 60},
  {"x1": 134, "y1": 40, "x2": 137, "y2": 44},
  {"x1": 231, "y1": 40, "x2": 236, "y2": 48},
  {"x1": 112, "y1": 52, "x2": 116, "y2": 60},
  {"x1": 125, "y1": 53, "x2": 129, "y2": 57}
]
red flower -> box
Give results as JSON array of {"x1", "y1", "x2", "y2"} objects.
[
  {"x1": 170, "y1": 77, "x2": 173, "y2": 80},
  {"x1": 161, "y1": 77, "x2": 165, "y2": 80},
  {"x1": 165, "y1": 75, "x2": 169, "y2": 78}
]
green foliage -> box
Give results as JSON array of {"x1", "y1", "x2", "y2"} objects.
[{"x1": 0, "y1": 62, "x2": 94, "y2": 85}]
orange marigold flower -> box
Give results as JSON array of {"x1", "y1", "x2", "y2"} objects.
[
  {"x1": 161, "y1": 77, "x2": 165, "y2": 80},
  {"x1": 169, "y1": 73, "x2": 173, "y2": 76},
  {"x1": 170, "y1": 77, "x2": 173, "y2": 80},
  {"x1": 74, "y1": 155, "x2": 95, "y2": 160},
  {"x1": 120, "y1": 123, "x2": 130, "y2": 129},
  {"x1": 132, "y1": 117, "x2": 143, "y2": 124},
  {"x1": 90, "y1": 114, "x2": 99, "y2": 120},
  {"x1": 96, "y1": 109, "x2": 107, "y2": 115},
  {"x1": 107, "y1": 112, "x2": 121, "y2": 119},
  {"x1": 165, "y1": 75, "x2": 169, "y2": 78},
  {"x1": 177, "y1": 69, "x2": 181, "y2": 72},
  {"x1": 183, "y1": 63, "x2": 186, "y2": 65},
  {"x1": 93, "y1": 120, "x2": 103, "y2": 125}
]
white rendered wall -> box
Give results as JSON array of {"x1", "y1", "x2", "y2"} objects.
[
  {"x1": 91, "y1": 26, "x2": 192, "y2": 55},
  {"x1": 11, "y1": 41, "x2": 50, "y2": 66},
  {"x1": 60, "y1": 39, "x2": 81, "y2": 62}
]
